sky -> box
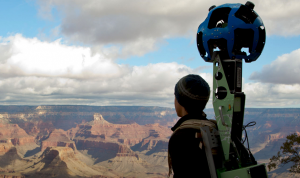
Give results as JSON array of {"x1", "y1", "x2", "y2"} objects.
[{"x1": 0, "y1": 0, "x2": 300, "y2": 108}]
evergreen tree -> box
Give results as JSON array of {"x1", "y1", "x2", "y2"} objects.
[{"x1": 268, "y1": 133, "x2": 300, "y2": 173}]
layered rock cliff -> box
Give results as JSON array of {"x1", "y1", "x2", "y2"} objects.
[
  {"x1": 2, "y1": 106, "x2": 299, "y2": 177},
  {"x1": 0, "y1": 124, "x2": 35, "y2": 146},
  {"x1": 0, "y1": 106, "x2": 176, "y2": 177},
  {"x1": 41, "y1": 129, "x2": 77, "y2": 151},
  {"x1": 74, "y1": 114, "x2": 171, "y2": 157}
]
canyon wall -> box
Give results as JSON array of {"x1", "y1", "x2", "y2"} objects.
[
  {"x1": 41, "y1": 129, "x2": 77, "y2": 151},
  {"x1": 0, "y1": 106, "x2": 300, "y2": 177}
]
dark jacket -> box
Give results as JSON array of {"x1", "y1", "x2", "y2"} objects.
[{"x1": 168, "y1": 113, "x2": 211, "y2": 178}]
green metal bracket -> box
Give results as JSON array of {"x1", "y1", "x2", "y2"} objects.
[
  {"x1": 218, "y1": 164, "x2": 268, "y2": 178},
  {"x1": 213, "y1": 54, "x2": 235, "y2": 161},
  {"x1": 209, "y1": 52, "x2": 268, "y2": 177}
]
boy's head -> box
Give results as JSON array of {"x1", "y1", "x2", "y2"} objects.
[{"x1": 174, "y1": 74, "x2": 210, "y2": 116}]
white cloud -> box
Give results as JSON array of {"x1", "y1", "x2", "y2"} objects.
[
  {"x1": 1, "y1": 34, "x2": 298, "y2": 108},
  {"x1": 91, "y1": 38, "x2": 162, "y2": 59},
  {"x1": 0, "y1": 34, "x2": 129, "y2": 79},
  {"x1": 244, "y1": 82, "x2": 300, "y2": 108},
  {"x1": 35, "y1": 0, "x2": 300, "y2": 58},
  {"x1": 0, "y1": 34, "x2": 211, "y2": 107},
  {"x1": 250, "y1": 48, "x2": 300, "y2": 84},
  {"x1": 208, "y1": 79, "x2": 300, "y2": 108},
  {"x1": 257, "y1": 0, "x2": 300, "y2": 36}
]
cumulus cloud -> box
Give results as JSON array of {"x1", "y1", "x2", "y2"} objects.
[
  {"x1": 0, "y1": 34, "x2": 130, "y2": 79},
  {"x1": 257, "y1": 0, "x2": 300, "y2": 36},
  {"x1": 250, "y1": 48, "x2": 300, "y2": 84},
  {"x1": 1, "y1": 34, "x2": 298, "y2": 108},
  {"x1": 36, "y1": 0, "x2": 300, "y2": 58},
  {"x1": 0, "y1": 34, "x2": 211, "y2": 107},
  {"x1": 243, "y1": 82, "x2": 300, "y2": 108},
  {"x1": 37, "y1": 0, "x2": 209, "y2": 44},
  {"x1": 90, "y1": 37, "x2": 161, "y2": 59},
  {"x1": 208, "y1": 77, "x2": 300, "y2": 108}
]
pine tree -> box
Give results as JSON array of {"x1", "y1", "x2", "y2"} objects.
[{"x1": 268, "y1": 133, "x2": 300, "y2": 173}]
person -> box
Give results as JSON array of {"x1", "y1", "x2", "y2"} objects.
[{"x1": 168, "y1": 74, "x2": 213, "y2": 177}]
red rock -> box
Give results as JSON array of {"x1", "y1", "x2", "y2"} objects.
[
  {"x1": 139, "y1": 139, "x2": 168, "y2": 151},
  {"x1": 0, "y1": 124, "x2": 35, "y2": 146},
  {"x1": 75, "y1": 139, "x2": 121, "y2": 151},
  {"x1": 41, "y1": 129, "x2": 77, "y2": 151},
  {"x1": 117, "y1": 138, "x2": 143, "y2": 145},
  {"x1": 0, "y1": 111, "x2": 174, "y2": 177},
  {"x1": 10, "y1": 137, "x2": 35, "y2": 146},
  {"x1": 116, "y1": 144, "x2": 139, "y2": 158},
  {"x1": 41, "y1": 141, "x2": 77, "y2": 152},
  {"x1": 71, "y1": 114, "x2": 171, "y2": 162},
  {"x1": 42, "y1": 147, "x2": 74, "y2": 161},
  {"x1": 0, "y1": 144, "x2": 12, "y2": 155},
  {"x1": 18, "y1": 121, "x2": 55, "y2": 142},
  {"x1": 75, "y1": 113, "x2": 172, "y2": 147}
]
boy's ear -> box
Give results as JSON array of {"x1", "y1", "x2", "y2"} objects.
[{"x1": 174, "y1": 97, "x2": 188, "y2": 117}]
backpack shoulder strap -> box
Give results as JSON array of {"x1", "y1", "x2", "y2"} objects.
[{"x1": 173, "y1": 119, "x2": 217, "y2": 133}]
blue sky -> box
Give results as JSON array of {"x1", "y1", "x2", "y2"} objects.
[
  {"x1": 0, "y1": 1, "x2": 58, "y2": 38},
  {"x1": 0, "y1": 0, "x2": 300, "y2": 108}
]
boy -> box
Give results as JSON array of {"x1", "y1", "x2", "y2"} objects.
[{"x1": 168, "y1": 74, "x2": 212, "y2": 177}]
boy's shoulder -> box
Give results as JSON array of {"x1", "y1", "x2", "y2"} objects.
[
  {"x1": 170, "y1": 118, "x2": 217, "y2": 141},
  {"x1": 171, "y1": 113, "x2": 209, "y2": 131},
  {"x1": 174, "y1": 119, "x2": 217, "y2": 133}
]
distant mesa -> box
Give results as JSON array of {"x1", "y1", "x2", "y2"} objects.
[{"x1": 89, "y1": 113, "x2": 111, "y2": 125}]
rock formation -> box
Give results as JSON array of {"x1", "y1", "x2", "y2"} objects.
[
  {"x1": 1, "y1": 106, "x2": 299, "y2": 177},
  {"x1": 75, "y1": 113, "x2": 172, "y2": 144},
  {"x1": 74, "y1": 113, "x2": 171, "y2": 159},
  {"x1": 23, "y1": 147, "x2": 117, "y2": 178},
  {"x1": 0, "y1": 109, "x2": 173, "y2": 177},
  {"x1": 41, "y1": 129, "x2": 77, "y2": 151},
  {"x1": 71, "y1": 114, "x2": 171, "y2": 177},
  {"x1": 0, "y1": 124, "x2": 38, "y2": 158},
  {"x1": 0, "y1": 124, "x2": 35, "y2": 146},
  {"x1": 0, "y1": 106, "x2": 178, "y2": 177},
  {"x1": 0, "y1": 144, "x2": 12, "y2": 156}
]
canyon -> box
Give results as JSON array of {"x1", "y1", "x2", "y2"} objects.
[
  {"x1": 0, "y1": 106, "x2": 175, "y2": 178},
  {"x1": 0, "y1": 106, "x2": 299, "y2": 177}
]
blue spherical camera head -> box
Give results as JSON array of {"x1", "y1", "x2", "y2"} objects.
[{"x1": 197, "y1": 1, "x2": 266, "y2": 63}]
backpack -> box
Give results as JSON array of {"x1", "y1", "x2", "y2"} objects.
[{"x1": 168, "y1": 119, "x2": 220, "y2": 177}]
